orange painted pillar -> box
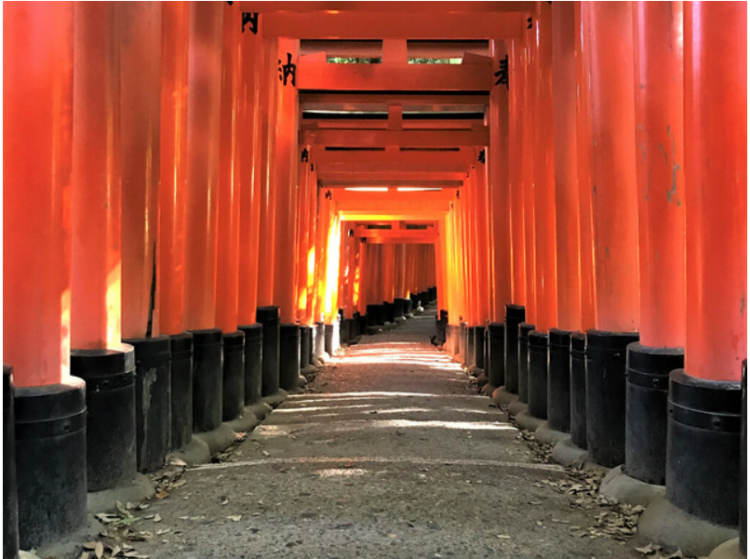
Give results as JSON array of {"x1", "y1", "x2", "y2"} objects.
[
  {"x1": 489, "y1": 39, "x2": 513, "y2": 323},
  {"x1": 120, "y1": 3, "x2": 162, "y2": 340},
  {"x1": 520, "y1": 26, "x2": 537, "y2": 328},
  {"x1": 158, "y1": 1, "x2": 190, "y2": 337},
  {"x1": 583, "y1": 1, "x2": 640, "y2": 468},
  {"x1": 256, "y1": 37, "x2": 278, "y2": 308},
  {"x1": 574, "y1": 3, "x2": 596, "y2": 332},
  {"x1": 184, "y1": 3, "x2": 222, "y2": 331},
  {"x1": 273, "y1": 38, "x2": 301, "y2": 325},
  {"x1": 4, "y1": 2, "x2": 74, "y2": 388},
  {"x1": 237, "y1": 9, "x2": 263, "y2": 328},
  {"x1": 70, "y1": 2, "x2": 122, "y2": 351},
  {"x1": 304, "y1": 162, "x2": 320, "y2": 324},
  {"x1": 215, "y1": 4, "x2": 242, "y2": 334},
  {"x1": 552, "y1": 1, "x2": 581, "y2": 333},
  {"x1": 586, "y1": 2, "x2": 640, "y2": 334},
  {"x1": 296, "y1": 153, "x2": 312, "y2": 322},
  {"x1": 531, "y1": 2, "x2": 558, "y2": 334},
  {"x1": 474, "y1": 157, "x2": 491, "y2": 325},
  {"x1": 683, "y1": 1, "x2": 746, "y2": 382},
  {"x1": 508, "y1": 38, "x2": 526, "y2": 309}
]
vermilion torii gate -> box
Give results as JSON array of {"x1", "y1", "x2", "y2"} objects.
[{"x1": 3, "y1": 2, "x2": 746, "y2": 558}]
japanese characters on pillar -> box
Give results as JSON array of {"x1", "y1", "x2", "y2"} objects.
[
  {"x1": 272, "y1": 38, "x2": 301, "y2": 325},
  {"x1": 489, "y1": 39, "x2": 512, "y2": 324},
  {"x1": 684, "y1": 1, "x2": 747, "y2": 381},
  {"x1": 4, "y1": 1, "x2": 75, "y2": 386},
  {"x1": 237, "y1": 3, "x2": 263, "y2": 327}
]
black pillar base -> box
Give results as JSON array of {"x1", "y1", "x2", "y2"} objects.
[
  {"x1": 314, "y1": 321, "x2": 326, "y2": 359},
  {"x1": 585, "y1": 329, "x2": 640, "y2": 467},
  {"x1": 375, "y1": 304, "x2": 386, "y2": 326},
  {"x1": 466, "y1": 325, "x2": 477, "y2": 369},
  {"x1": 393, "y1": 299, "x2": 405, "y2": 320},
  {"x1": 459, "y1": 322, "x2": 468, "y2": 363},
  {"x1": 279, "y1": 324, "x2": 300, "y2": 392},
  {"x1": 504, "y1": 305, "x2": 526, "y2": 395},
  {"x1": 15, "y1": 378, "x2": 87, "y2": 549},
  {"x1": 527, "y1": 331, "x2": 548, "y2": 419},
  {"x1": 666, "y1": 369, "x2": 742, "y2": 527},
  {"x1": 122, "y1": 336, "x2": 171, "y2": 473},
  {"x1": 189, "y1": 328, "x2": 223, "y2": 434},
  {"x1": 625, "y1": 343, "x2": 684, "y2": 485},
  {"x1": 239, "y1": 324, "x2": 262, "y2": 406},
  {"x1": 170, "y1": 332, "x2": 193, "y2": 451},
  {"x1": 4, "y1": 366, "x2": 19, "y2": 559},
  {"x1": 445, "y1": 324, "x2": 456, "y2": 356},
  {"x1": 570, "y1": 332, "x2": 587, "y2": 450},
  {"x1": 222, "y1": 331, "x2": 245, "y2": 422},
  {"x1": 517, "y1": 323, "x2": 536, "y2": 404},
  {"x1": 299, "y1": 325, "x2": 312, "y2": 366},
  {"x1": 548, "y1": 329, "x2": 572, "y2": 434},
  {"x1": 257, "y1": 306, "x2": 281, "y2": 396},
  {"x1": 472, "y1": 326, "x2": 485, "y2": 370},
  {"x1": 366, "y1": 304, "x2": 379, "y2": 328},
  {"x1": 384, "y1": 302, "x2": 395, "y2": 324},
  {"x1": 437, "y1": 310, "x2": 448, "y2": 345},
  {"x1": 741, "y1": 360, "x2": 747, "y2": 554},
  {"x1": 404, "y1": 297, "x2": 414, "y2": 317},
  {"x1": 487, "y1": 323, "x2": 505, "y2": 388},
  {"x1": 71, "y1": 345, "x2": 137, "y2": 491}
]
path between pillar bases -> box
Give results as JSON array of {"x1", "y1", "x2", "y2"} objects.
[{"x1": 133, "y1": 307, "x2": 644, "y2": 559}]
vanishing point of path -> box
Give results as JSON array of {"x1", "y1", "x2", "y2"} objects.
[{"x1": 136, "y1": 307, "x2": 646, "y2": 559}]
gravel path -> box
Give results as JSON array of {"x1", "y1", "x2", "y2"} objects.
[{"x1": 129, "y1": 307, "x2": 646, "y2": 559}]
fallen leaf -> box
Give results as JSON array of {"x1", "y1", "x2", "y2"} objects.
[
  {"x1": 153, "y1": 514, "x2": 162, "y2": 523},
  {"x1": 95, "y1": 541, "x2": 104, "y2": 559},
  {"x1": 226, "y1": 515, "x2": 242, "y2": 522}
]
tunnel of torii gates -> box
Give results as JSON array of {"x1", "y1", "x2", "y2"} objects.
[{"x1": 2, "y1": 1, "x2": 748, "y2": 556}]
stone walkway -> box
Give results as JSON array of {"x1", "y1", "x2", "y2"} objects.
[{"x1": 131, "y1": 307, "x2": 644, "y2": 559}]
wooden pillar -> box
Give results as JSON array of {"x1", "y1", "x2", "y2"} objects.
[
  {"x1": 552, "y1": 1, "x2": 581, "y2": 333},
  {"x1": 120, "y1": 3, "x2": 162, "y2": 340},
  {"x1": 521, "y1": 26, "x2": 537, "y2": 325},
  {"x1": 183, "y1": 3, "x2": 222, "y2": 331},
  {"x1": 256, "y1": 37, "x2": 278, "y2": 307},
  {"x1": 237, "y1": 7, "x2": 263, "y2": 327},
  {"x1": 508, "y1": 38, "x2": 527, "y2": 307},
  {"x1": 586, "y1": 1, "x2": 640, "y2": 333},
  {"x1": 158, "y1": 1, "x2": 190, "y2": 336},
  {"x1": 273, "y1": 38, "x2": 300, "y2": 325},
  {"x1": 684, "y1": 1, "x2": 746, "y2": 380},
  {"x1": 296, "y1": 153, "x2": 312, "y2": 322},
  {"x1": 4, "y1": 1, "x2": 75, "y2": 386},
  {"x1": 215, "y1": 4, "x2": 242, "y2": 334},
  {"x1": 575, "y1": 2, "x2": 596, "y2": 331},
  {"x1": 70, "y1": 2, "x2": 122, "y2": 350}
]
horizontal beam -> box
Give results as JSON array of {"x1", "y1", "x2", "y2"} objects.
[
  {"x1": 364, "y1": 236, "x2": 437, "y2": 245},
  {"x1": 298, "y1": 61, "x2": 491, "y2": 92},
  {"x1": 302, "y1": 120, "x2": 482, "y2": 131},
  {"x1": 330, "y1": 188, "x2": 456, "y2": 203},
  {"x1": 260, "y1": 11, "x2": 526, "y2": 40},
  {"x1": 313, "y1": 148, "x2": 475, "y2": 167},
  {"x1": 301, "y1": 40, "x2": 489, "y2": 59},
  {"x1": 244, "y1": 2, "x2": 535, "y2": 13},
  {"x1": 319, "y1": 170, "x2": 465, "y2": 181},
  {"x1": 300, "y1": 92, "x2": 488, "y2": 111},
  {"x1": 301, "y1": 128, "x2": 489, "y2": 147}
]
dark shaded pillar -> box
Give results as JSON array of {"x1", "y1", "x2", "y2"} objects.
[
  {"x1": 585, "y1": 330, "x2": 639, "y2": 467},
  {"x1": 547, "y1": 329, "x2": 572, "y2": 433},
  {"x1": 279, "y1": 324, "x2": 300, "y2": 392},
  {"x1": 15, "y1": 378, "x2": 87, "y2": 549},
  {"x1": 169, "y1": 332, "x2": 193, "y2": 450},
  {"x1": 239, "y1": 324, "x2": 262, "y2": 405},
  {"x1": 257, "y1": 306, "x2": 280, "y2": 396},
  {"x1": 71, "y1": 345, "x2": 137, "y2": 490},
  {"x1": 504, "y1": 305, "x2": 525, "y2": 394},
  {"x1": 189, "y1": 328, "x2": 223, "y2": 433},
  {"x1": 569, "y1": 332, "x2": 587, "y2": 450},
  {"x1": 527, "y1": 331, "x2": 548, "y2": 419},
  {"x1": 222, "y1": 330, "x2": 245, "y2": 422},
  {"x1": 4, "y1": 367, "x2": 19, "y2": 559},
  {"x1": 517, "y1": 323, "x2": 536, "y2": 404},
  {"x1": 625, "y1": 343, "x2": 684, "y2": 485},
  {"x1": 122, "y1": 336, "x2": 171, "y2": 473}
]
